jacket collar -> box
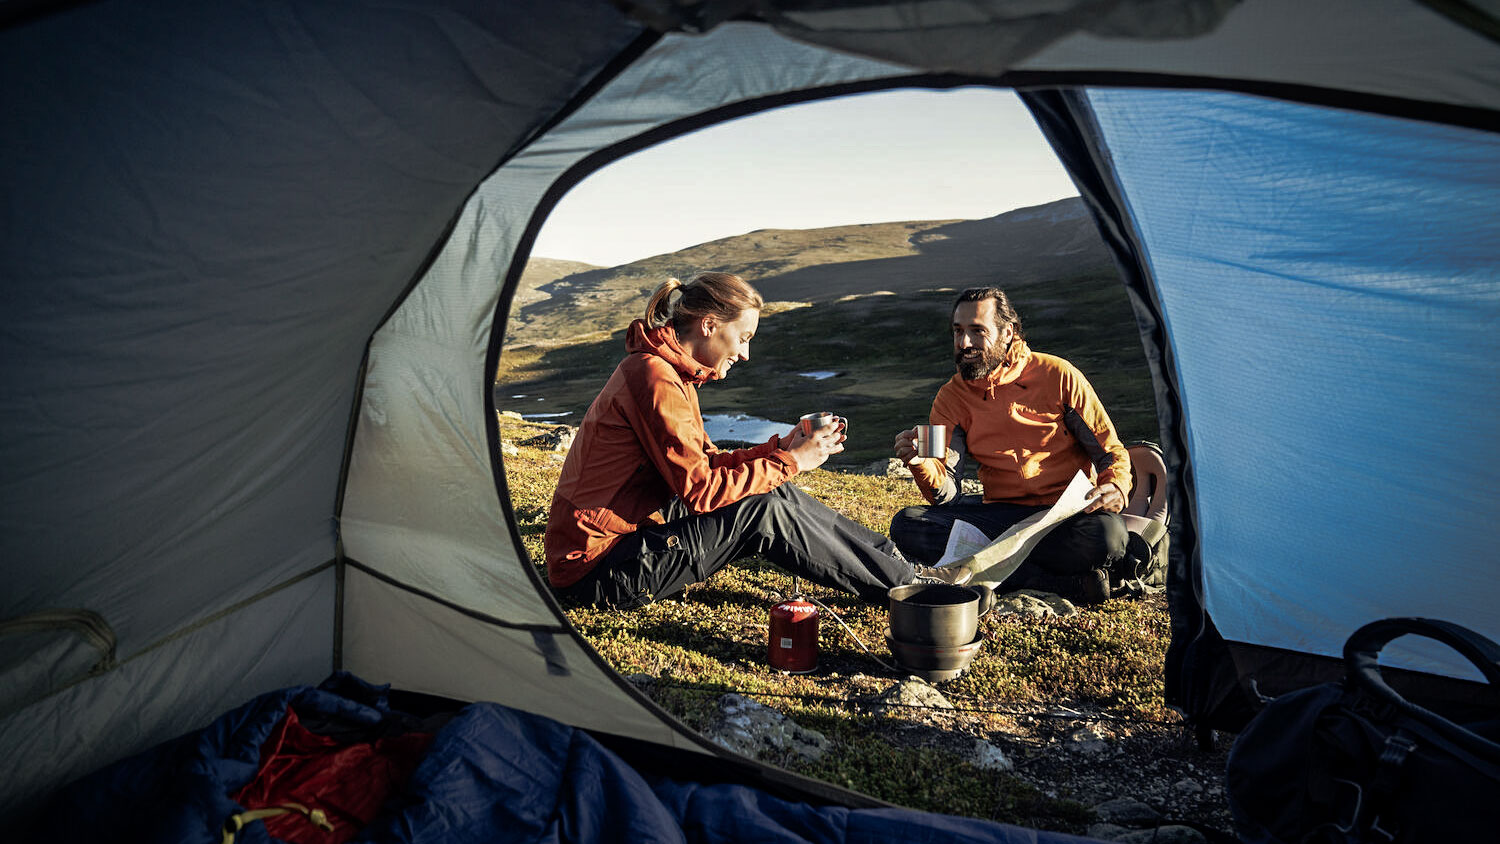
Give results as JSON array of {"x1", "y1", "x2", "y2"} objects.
[
  {"x1": 625, "y1": 319, "x2": 716, "y2": 385},
  {"x1": 961, "y1": 338, "x2": 1032, "y2": 400}
]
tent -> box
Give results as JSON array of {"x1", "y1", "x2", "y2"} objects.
[{"x1": 4, "y1": 0, "x2": 1498, "y2": 831}]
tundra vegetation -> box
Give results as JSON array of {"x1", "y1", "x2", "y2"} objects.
[{"x1": 501, "y1": 424, "x2": 1230, "y2": 837}]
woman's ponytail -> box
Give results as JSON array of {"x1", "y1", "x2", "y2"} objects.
[{"x1": 644, "y1": 277, "x2": 684, "y2": 328}]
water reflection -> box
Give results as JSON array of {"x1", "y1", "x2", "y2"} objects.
[
  {"x1": 798, "y1": 371, "x2": 839, "y2": 380},
  {"x1": 702, "y1": 413, "x2": 791, "y2": 443},
  {"x1": 505, "y1": 399, "x2": 787, "y2": 440}
]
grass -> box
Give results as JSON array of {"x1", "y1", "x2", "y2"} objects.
[{"x1": 501, "y1": 417, "x2": 1180, "y2": 834}]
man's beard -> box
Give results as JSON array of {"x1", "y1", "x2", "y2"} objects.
[{"x1": 955, "y1": 345, "x2": 1005, "y2": 380}]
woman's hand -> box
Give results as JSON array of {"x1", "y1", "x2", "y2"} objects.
[{"x1": 784, "y1": 424, "x2": 843, "y2": 472}]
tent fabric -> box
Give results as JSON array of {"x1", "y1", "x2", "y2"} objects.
[
  {"x1": 0, "y1": 571, "x2": 336, "y2": 823},
  {"x1": 0, "y1": 0, "x2": 656, "y2": 816},
  {"x1": 717, "y1": 0, "x2": 1500, "y2": 121},
  {"x1": 339, "y1": 567, "x2": 716, "y2": 755},
  {"x1": 1081, "y1": 88, "x2": 1500, "y2": 681},
  {"x1": 27, "y1": 672, "x2": 1097, "y2": 844},
  {"x1": 4, "y1": 0, "x2": 1500, "y2": 829}
]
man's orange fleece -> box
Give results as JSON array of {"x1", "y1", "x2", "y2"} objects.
[{"x1": 909, "y1": 339, "x2": 1132, "y2": 507}]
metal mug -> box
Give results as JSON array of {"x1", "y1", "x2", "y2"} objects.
[
  {"x1": 914, "y1": 424, "x2": 947, "y2": 459},
  {"x1": 798, "y1": 412, "x2": 847, "y2": 436}
]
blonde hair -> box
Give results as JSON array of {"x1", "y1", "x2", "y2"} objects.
[{"x1": 643, "y1": 272, "x2": 763, "y2": 330}]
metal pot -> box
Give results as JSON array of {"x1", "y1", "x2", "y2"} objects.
[
  {"x1": 887, "y1": 582, "x2": 996, "y2": 647},
  {"x1": 884, "y1": 629, "x2": 984, "y2": 682}
]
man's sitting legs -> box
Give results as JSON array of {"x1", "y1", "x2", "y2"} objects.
[
  {"x1": 890, "y1": 495, "x2": 1030, "y2": 564},
  {"x1": 890, "y1": 495, "x2": 1128, "y2": 602}
]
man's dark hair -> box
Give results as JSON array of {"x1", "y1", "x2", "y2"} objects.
[{"x1": 953, "y1": 286, "x2": 1024, "y2": 339}]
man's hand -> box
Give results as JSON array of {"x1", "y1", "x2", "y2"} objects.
[
  {"x1": 1084, "y1": 481, "x2": 1125, "y2": 514},
  {"x1": 893, "y1": 427, "x2": 920, "y2": 464}
]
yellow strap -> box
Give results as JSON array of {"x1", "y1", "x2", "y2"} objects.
[{"x1": 221, "y1": 802, "x2": 333, "y2": 844}]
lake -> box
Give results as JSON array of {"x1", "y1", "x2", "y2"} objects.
[{"x1": 517, "y1": 407, "x2": 790, "y2": 443}]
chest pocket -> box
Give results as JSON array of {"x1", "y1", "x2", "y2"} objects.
[{"x1": 967, "y1": 404, "x2": 1061, "y2": 459}]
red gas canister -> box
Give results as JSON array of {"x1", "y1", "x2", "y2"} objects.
[{"x1": 767, "y1": 596, "x2": 819, "y2": 673}]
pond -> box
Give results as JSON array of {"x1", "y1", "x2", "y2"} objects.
[
  {"x1": 703, "y1": 413, "x2": 793, "y2": 443},
  {"x1": 512, "y1": 400, "x2": 789, "y2": 441}
]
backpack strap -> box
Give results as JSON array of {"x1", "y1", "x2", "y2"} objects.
[
  {"x1": 1061, "y1": 405, "x2": 1115, "y2": 473},
  {"x1": 1134, "y1": 518, "x2": 1166, "y2": 547},
  {"x1": 1343, "y1": 618, "x2": 1500, "y2": 763}
]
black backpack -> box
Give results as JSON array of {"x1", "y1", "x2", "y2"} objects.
[
  {"x1": 1225, "y1": 617, "x2": 1500, "y2": 843},
  {"x1": 1061, "y1": 407, "x2": 1171, "y2": 597},
  {"x1": 1112, "y1": 441, "x2": 1169, "y2": 595}
]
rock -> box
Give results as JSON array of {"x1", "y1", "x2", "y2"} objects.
[
  {"x1": 1068, "y1": 725, "x2": 1108, "y2": 754},
  {"x1": 960, "y1": 478, "x2": 983, "y2": 495},
  {"x1": 969, "y1": 739, "x2": 1013, "y2": 771},
  {"x1": 872, "y1": 676, "x2": 954, "y2": 713},
  {"x1": 1172, "y1": 778, "x2": 1204, "y2": 795},
  {"x1": 703, "y1": 693, "x2": 830, "y2": 764},
  {"x1": 864, "y1": 458, "x2": 912, "y2": 478},
  {"x1": 519, "y1": 425, "x2": 575, "y2": 452},
  {"x1": 1117, "y1": 826, "x2": 1206, "y2": 844},
  {"x1": 1093, "y1": 797, "x2": 1163, "y2": 826},
  {"x1": 1087, "y1": 823, "x2": 1130, "y2": 841},
  {"x1": 501, "y1": 441, "x2": 519, "y2": 456},
  {"x1": 992, "y1": 589, "x2": 1078, "y2": 619}
]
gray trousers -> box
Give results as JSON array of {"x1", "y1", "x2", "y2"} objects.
[{"x1": 556, "y1": 483, "x2": 915, "y2": 609}]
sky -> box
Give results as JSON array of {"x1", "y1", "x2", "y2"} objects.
[{"x1": 530, "y1": 87, "x2": 1080, "y2": 268}]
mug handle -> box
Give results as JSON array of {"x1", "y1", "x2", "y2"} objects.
[{"x1": 970, "y1": 583, "x2": 995, "y2": 618}]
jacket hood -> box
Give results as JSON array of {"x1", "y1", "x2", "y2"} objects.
[
  {"x1": 625, "y1": 319, "x2": 716, "y2": 385},
  {"x1": 961, "y1": 338, "x2": 1032, "y2": 400}
]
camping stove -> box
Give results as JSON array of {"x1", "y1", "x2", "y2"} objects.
[{"x1": 767, "y1": 582, "x2": 819, "y2": 673}]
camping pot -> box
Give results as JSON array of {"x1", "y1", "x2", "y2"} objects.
[{"x1": 887, "y1": 582, "x2": 995, "y2": 647}]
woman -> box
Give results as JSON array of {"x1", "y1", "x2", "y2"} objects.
[{"x1": 544, "y1": 272, "x2": 961, "y2": 609}]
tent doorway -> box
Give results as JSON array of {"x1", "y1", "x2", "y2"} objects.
[{"x1": 493, "y1": 85, "x2": 1178, "y2": 826}]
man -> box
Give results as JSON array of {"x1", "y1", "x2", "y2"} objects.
[{"x1": 889, "y1": 287, "x2": 1131, "y2": 602}]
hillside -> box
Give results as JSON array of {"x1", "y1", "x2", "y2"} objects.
[
  {"x1": 502, "y1": 196, "x2": 1114, "y2": 350},
  {"x1": 513, "y1": 257, "x2": 600, "y2": 310},
  {"x1": 496, "y1": 197, "x2": 1158, "y2": 464}
]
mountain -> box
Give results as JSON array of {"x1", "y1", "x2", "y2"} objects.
[
  {"x1": 495, "y1": 197, "x2": 1159, "y2": 467},
  {"x1": 513, "y1": 257, "x2": 600, "y2": 310},
  {"x1": 502, "y1": 196, "x2": 1114, "y2": 350}
]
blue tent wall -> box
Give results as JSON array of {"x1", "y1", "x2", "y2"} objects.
[{"x1": 1045, "y1": 87, "x2": 1500, "y2": 722}]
